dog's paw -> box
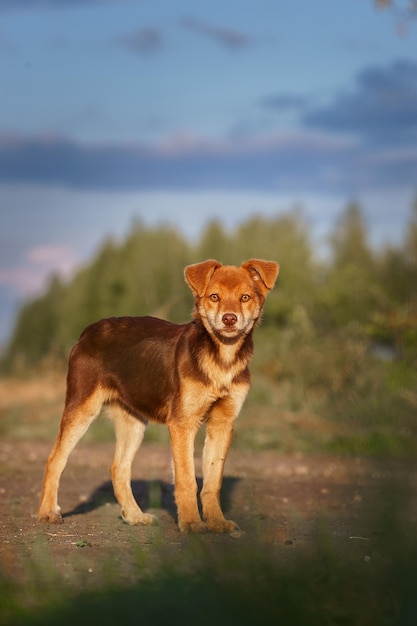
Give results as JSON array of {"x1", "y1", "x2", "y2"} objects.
[
  {"x1": 122, "y1": 511, "x2": 158, "y2": 526},
  {"x1": 38, "y1": 509, "x2": 63, "y2": 524},
  {"x1": 205, "y1": 517, "x2": 240, "y2": 534},
  {"x1": 178, "y1": 519, "x2": 207, "y2": 533}
]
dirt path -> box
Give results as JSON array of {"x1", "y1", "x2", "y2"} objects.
[{"x1": 1, "y1": 440, "x2": 416, "y2": 587}]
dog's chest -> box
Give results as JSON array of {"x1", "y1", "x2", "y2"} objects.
[
  {"x1": 177, "y1": 363, "x2": 249, "y2": 425},
  {"x1": 197, "y1": 345, "x2": 247, "y2": 396}
]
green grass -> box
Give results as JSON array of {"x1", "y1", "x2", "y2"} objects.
[
  {"x1": 236, "y1": 327, "x2": 417, "y2": 456},
  {"x1": 2, "y1": 515, "x2": 416, "y2": 626},
  {"x1": 1, "y1": 326, "x2": 417, "y2": 456}
]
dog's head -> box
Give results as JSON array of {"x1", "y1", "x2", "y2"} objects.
[{"x1": 184, "y1": 259, "x2": 279, "y2": 342}]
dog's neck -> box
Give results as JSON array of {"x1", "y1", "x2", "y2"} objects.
[
  {"x1": 188, "y1": 320, "x2": 253, "y2": 396},
  {"x1": 193, "y1": 319, "x2": 254, "y2": 368},
  {"x1": 216, "y1": 332, "x2": 253, "y2": 368}
]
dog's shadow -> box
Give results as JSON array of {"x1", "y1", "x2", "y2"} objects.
[{"x1": 63, "y1": 476, "x2": 240, "y2": 522}]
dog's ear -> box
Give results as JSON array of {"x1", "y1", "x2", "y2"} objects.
[
  {"x1": 184, "y1": 260, "x2": 222, "y2": 297},
  {"x1": 242, "y1": 259, "x2": 279, "y2": 294}
]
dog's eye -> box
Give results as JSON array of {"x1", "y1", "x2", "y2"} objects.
[
  {"x1": 241, "y1": 294, "x2": 251, "y2": 302},
  {"x1": 209, "y1": 294, "x2": 220, "y2": 302}
]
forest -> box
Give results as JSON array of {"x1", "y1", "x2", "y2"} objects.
[{"x1": 2, "y1": 201, "x2": 417, "y2": 456}]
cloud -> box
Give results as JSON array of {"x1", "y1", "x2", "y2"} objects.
[
  {"x1": 0, "y1": 245, "x2": 77, "y2": 295},
  {"x1": 1, "y1": 124, "x2": 414, "y2": 194},
  {"x1": 304, "y1": 59, "x2": 417, "y2": 143},
  {"x1": 259, "y1": 93, "x2": 311, "y2": 112},
  {"x1": 0, "y1": 130, "x2": 358, "y2": 193},
  {"x1": 27, "y1": 244, "x2": 75, "y2": 267},
  {"x1": 116, "y1": 28, "x2": 163, "y2": 54},
  {"x1": 180, "y1": 17, "x2": 251, "y2": 50},
  {"x1": 0, "y1": 267, "x2": 37, "y2": 293},
  {"x1": 0, "y1": 0, "x2": 126, "y2": 12},
  {"x1": 3, "y1": 56, "x2": 417, "y2": 197}
]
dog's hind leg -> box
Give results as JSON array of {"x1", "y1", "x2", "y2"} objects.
[
  {"x1": 111, "y1": 405, "x2": 157, "y2": 526},
  {"x1": 38, "y1": 389, "x2": 104, "y2": 524}
]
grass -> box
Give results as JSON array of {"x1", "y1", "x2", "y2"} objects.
[
  {"x1": 1, "y1": 509, "x2": 417, "y2": 626},
  {"x1": 236, "y1": 326, "x2": 417, "y2": 456},
  {"x1": 1, "y1": 326, "x2": 417, "y2": 456},
  {"x1": 0, "y1": 370, "x2": 65, "y2": 441}
]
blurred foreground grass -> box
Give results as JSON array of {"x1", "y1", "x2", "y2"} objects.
[
  {"x1": 1, "y1": 326, "x2": 416, "y2": 457},
  {"x1": 1, "y1": 505, "x2": 417, "y2": 626}
]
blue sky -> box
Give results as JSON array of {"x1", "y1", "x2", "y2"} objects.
[{"x1": 0, "y1": 0, "x2": 416, "y2": 343}]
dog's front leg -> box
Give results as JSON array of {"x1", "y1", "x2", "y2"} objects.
[
  {"x1": 201, "y1": 391, "x2": 247, "y2": 533},
  {"x1": 168, "y1": 422, "x2": 206, "y2": 533},
  {"x1": 201, "y1": 418, "x2": 239, "y2": 533}
]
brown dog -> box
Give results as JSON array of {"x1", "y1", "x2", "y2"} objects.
[{"x1": 38, "y1": 259, "x2": 279, "y2": 533}]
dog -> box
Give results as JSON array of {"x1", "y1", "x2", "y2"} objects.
[{"x1": 38, "y1": 258, "x2": 279, "y2": 533}]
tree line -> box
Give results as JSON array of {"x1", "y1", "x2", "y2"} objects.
[{"x1": 2, "y1": 201, "x2": 417, "y2": 371}]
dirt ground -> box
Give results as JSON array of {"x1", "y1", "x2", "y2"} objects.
[{"x1": 1, "y1": 439, "x2": 416, "y2": 587}]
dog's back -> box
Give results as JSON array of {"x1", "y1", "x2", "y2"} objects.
[{"x1": 69, "y1": 316, "x2": 186, "y2": 423}]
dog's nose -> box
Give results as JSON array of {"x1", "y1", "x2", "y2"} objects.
[{"x1": 222, "y1": 313, "x2": 237, "y2": 327}]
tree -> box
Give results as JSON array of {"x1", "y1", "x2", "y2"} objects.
[
  {"x1": 232, "y1": 212, "x2": 316, "y2": 325},
  {"x1": 373, "y1": 0, "x2": 417, "y2": 36},
  {"x1": 381, "y1": 198, "x2": 417, "y2": 308},
  {"x1": 329, "y1": 202, "x2": 374, "y2": 270},
  {"x1": 2, "y1": 274, "x2": 65, "y2": 370},
  {"x1": 318, "y1": 203, "x2": 385, "y2": 328},
  {"x1": 196, "y1": 220, "x2": 232, "y2": 264}
]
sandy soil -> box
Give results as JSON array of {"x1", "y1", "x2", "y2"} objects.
[{"x1": 1, "y1": 440, "x2": 416, "y2": 587}]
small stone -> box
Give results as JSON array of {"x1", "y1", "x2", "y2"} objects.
[{"x1": 230, "y1": 530, "x2": 245, "y2": 539}]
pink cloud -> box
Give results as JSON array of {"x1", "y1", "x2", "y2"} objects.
[
  {"x1": 0, "y1": 245, "x2": 78, "y2": 295},
  {"x1": 152, "y1": 129, "x2": 356, "y2": 157},
  {"x1": 27, "y1": 244, "x2": 76, "y2": 267}
]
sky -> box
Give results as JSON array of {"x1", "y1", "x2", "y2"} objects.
[{"x1": 0, "y1": 0, "x2": 416, "y2": 344}]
